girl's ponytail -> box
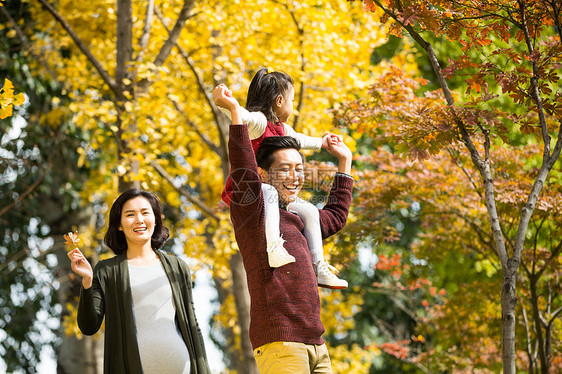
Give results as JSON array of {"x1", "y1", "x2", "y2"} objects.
[{"x1": 246, "y1": 68, "x2": 293, "y2": 123}]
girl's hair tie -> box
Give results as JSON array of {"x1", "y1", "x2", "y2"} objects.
[{"x1": 265, "y1": 67, "x2": 274, "y2": 75}]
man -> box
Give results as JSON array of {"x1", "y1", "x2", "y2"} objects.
[{"x1": 227, "y1": 105, "x2": 353, "y2": 373}]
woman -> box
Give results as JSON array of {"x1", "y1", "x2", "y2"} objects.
[{"x1": 68, "y1": 189, "x2": 210, "y2": 373}]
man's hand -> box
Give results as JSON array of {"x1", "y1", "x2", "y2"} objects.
[{"x1": 326, "y1": 137, "x2": 352, "y2": 175}]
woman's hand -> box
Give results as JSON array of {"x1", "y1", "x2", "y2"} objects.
[{"x1": 67, "y1": 248, "x2": 93, "y2": 289}]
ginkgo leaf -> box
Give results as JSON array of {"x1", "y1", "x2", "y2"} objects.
[
  {"x1": 0, "y1": 78, "x2": 23, "y2": 119},
  {"x1": 2, "y1": 78, "x2": 14, "y2": 95},
  {"x1": 13, "y1": 92, "x2": 24, "y2": 106}
]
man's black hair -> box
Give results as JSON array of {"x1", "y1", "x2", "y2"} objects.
[{"x1": 255, "y1": 136, "x2": 303, "y2": 171}]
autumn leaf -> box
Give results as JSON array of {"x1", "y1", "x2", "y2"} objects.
[
  {"x1": 0, "y1": 78, "x2": 24, "y2": 119},
  {"x1": 64, "y1": 231, "x2": 80, "y2": 250}
]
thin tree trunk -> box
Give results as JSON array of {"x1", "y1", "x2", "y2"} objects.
[
  {"x1": 528, "y1": 276, "x2": 548, "y2": 373},
  {"x1": 230, "y1": 252, "x2": 259, "y2": 374},
  {"x1": 521, "y1": 307, "x2": 536, "y2": 374},
  {"x1": 57, "y1": 332, "x2": 103, "y2": 374},
  {"x1": 501, "y1": 262, "x2": 518, "y2": 374},
  {"x1": 213, "y1": 277, "x2": 242, "y2": 369}
]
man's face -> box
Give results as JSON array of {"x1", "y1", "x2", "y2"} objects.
[{"x1": 261, "y1": 148, "x2": 304, "y2": 205}]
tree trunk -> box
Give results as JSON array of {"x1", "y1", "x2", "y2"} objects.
[
  {"x1": 529, "y1": 276, "x2": 549, "y2": 374},
  {"x1": 213, "y1": 276, "x2": 241, "y2": 369},
  {"x1": 501, "y1": 261, "x2": 518, "y2": 374},
  {"x1": 57, "y1": 334, "x2": 103, "y2": 374},
  {"x1": 230, "y1": 252, "x2": 259, "y2": 374}
]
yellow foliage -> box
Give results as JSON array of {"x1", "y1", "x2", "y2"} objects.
[
  {"x1": 62, "y1": 300, "x2": 83, "y2": 339},
  {"x1": 43, "y1": 106, "x2": 69, "y2": 129},
  {"x1": 321, "y1": 289, "x2": 364, "y2": 335},
  {"x1": 320, "y1": 289, "x2": 374, "y2": 374},
  {"x1": 329, "y1": 343, "x2": 377, "y2": 373},
  {"x1": 0, "y1": 78, "x2": 25, "y2": 119},
  {"x1": 63, "y1": 298, "x2": 104, "y2": 340}
]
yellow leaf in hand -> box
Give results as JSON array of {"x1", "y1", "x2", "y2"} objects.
[{"x1": 64, "y1": 231, "x2": 80, "y2": 250}]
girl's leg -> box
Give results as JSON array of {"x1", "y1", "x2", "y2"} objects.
[
  {"x1": 287, "y1": 198, "x2": 322, "y2": 263},
  {"x1": 288, "y1": 198, "x2": 347, "y2": 289},
  {"x1": 262, "y1": 183, "x2": 295, "y2": 267}
]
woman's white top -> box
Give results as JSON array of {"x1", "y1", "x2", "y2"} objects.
[{"x1": 128, "y1": 262, "x2": 190, "y2": 374}]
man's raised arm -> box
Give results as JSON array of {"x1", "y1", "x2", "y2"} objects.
[
  {"x1": 326, "y1": 138, "x2": 352, "y2": 176},
  {"x1": 318, "y1": 138, "x2": 354, "y2": 239},
  {"x1": 223, "y1": 99, "x2": 263, "y2": 223}
]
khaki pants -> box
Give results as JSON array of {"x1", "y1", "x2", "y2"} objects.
[{"x1": 253, "y1": 341, "x2": 332, "y2": 374}]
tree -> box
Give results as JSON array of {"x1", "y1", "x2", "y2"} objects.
[
  {"x1": 342, "y1": 1, "x2": 562, "y2": 372},
  {"x1": 0, "y1": 72, "x2": 101, "y2": 374},
  {"x1": 340, "y1": 122, "x2": 561, "y2": 371},
  {"x1": 3, "y1": 0, "x2": 389, "y2": 371},
  {"x1": 1, "y1": 2, "x2": 107, "y2": 371}
]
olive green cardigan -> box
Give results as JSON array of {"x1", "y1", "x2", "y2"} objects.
[{"x1": 77, "y1": 250, "x2": 210, "y2": 374}]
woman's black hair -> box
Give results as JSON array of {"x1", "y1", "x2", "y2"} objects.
[
  {"x1": 103, "y1": 189, "x2": 170, "y2": 255},
  {"x1": 255, "y1": 136, "x2": 303, "y2": 171},
  {"x1": 246, "y1": 68, "x2": 294, "y2": 123}
]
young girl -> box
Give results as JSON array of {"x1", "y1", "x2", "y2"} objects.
[
  {"x1": 67, "y1": 189, "x2": 210, "y2": 373},
  {"x1": 213, "y1": 67, "x2": 347, "y2": 289}
]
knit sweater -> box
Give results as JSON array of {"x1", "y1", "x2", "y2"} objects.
[
  {"x1": 77, "y1": 250, "x2": 210, "y2": 374},
  {"x1": 228, "y1": 124, "x2": 353, "y2": 349}
]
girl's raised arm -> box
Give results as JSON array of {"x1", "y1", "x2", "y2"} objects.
[
  {"x1": 213, "y1": 84, "x2": 267, "y2": 139},
  {"x1": 282, "y1": 124, "x2": 322, "y2": 151}
]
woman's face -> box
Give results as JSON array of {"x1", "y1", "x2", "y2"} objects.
[{"x1": 119, "y1": 196, "x2": 156, "y2": 246}]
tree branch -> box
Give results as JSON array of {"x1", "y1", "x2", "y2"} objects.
[
  {"x1": 446, "y1": 146, "x2": 481, "y2": 198},
  {"x1": 136, "y1": 0, "x2": 155, "y2": 62},
  {"x1": 154, "y1": 6, "x2": 229, "y2": 175},
  {"x1": 0, "y1": 7, "x2": 59, "y2": 81},
  {"x1": 147, "y1": 155, "x2": 220, "y2": 221},
  {"x1": 548, "y1": 306, "x2": 562, "y2": 327},
  {"x1": 36, "y1": 0, "x2": 120, "y2": 98},
  {"x1": 512, "y1": 121, "x2": 562, "y2": 268},
  {"x1": 0, "y1": 168, "x2": 46, "y2": 218},
  {"x1": 534, "y1": 238, "x2": 562, "y2": 280},
  {"x1": 153, "y1": 0, "x2": 196, "y2": 66},
  {"x1": 373, "y1": 0, "x2": 512, "y2": 268},
  {"x1": 170, "y1": 99, "x2": 222, "y2": 155},
  {"x1": 270, "y1": 0, "x2": 306, "y2": 131},
  {"x1": 521, "y1": 307, "x2": 535, "y2": 374},
  {"x1": 0, "y1": 123, "x2": 64, "y2": 218}
]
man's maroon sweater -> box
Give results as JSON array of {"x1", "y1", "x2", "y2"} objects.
[{"x1": 228, "y1": 124, "x2": 354, "y2": 350}]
